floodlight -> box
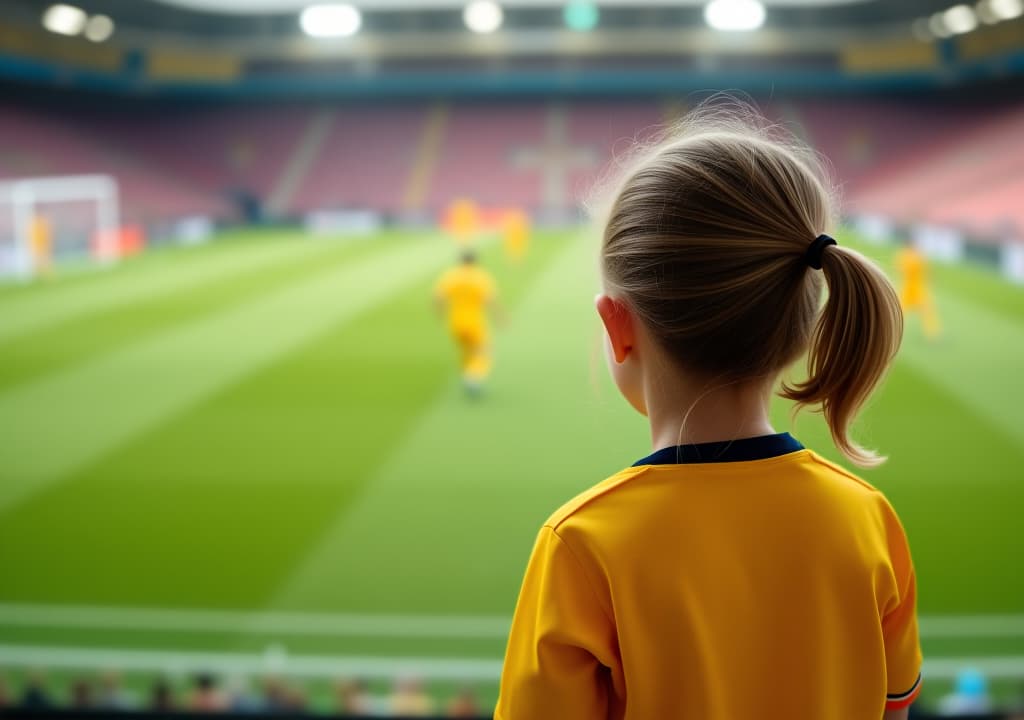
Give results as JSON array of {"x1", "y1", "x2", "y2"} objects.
[
  {"x1": 928, "y1": 12, "x2": 953, "y2": 37},
  {"x1": 704, "y1": 0, "x2": 766, "y2": 32},
  {"x1": 989, "y1": 0, "x2": 1024, "y2": 19},
  {"x1": 42, "y1": 4, "x2": 87, "y2": 36},
  {"x1": 84, "y1": 14, "x2": 115, "y2": 42},
  {"x1": 564, "y1": 1, "x2": 599, "y2": 32},
  {"x1": 943, "y1": 4, "x2": 978, "y2": 33},
  {"x1": 300, "y1": 3, "x2": 362, "y2": 38},
  {"x1": 464, "y1": 1, "x2": 503, "y2": 34}
]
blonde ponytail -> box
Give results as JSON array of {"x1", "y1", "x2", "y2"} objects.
[
  {"x1": 781, "y1": 246, "x2": 903, "y2": 467},
  {"x1": 599, "y1": 102, "x2": 904, "y2": 468}
]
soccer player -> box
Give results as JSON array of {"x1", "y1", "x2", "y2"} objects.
[
  {"x1": 29, "y1": 214, "x2": 53, "y2": 278},
  {"x1": 434, "y1": 250, "x2": 500, "y2": 395},
  {"x1": 501, "y1": 209, "x2": 530, "y2": 265},
  {"x1": 497, "y1": 110, "x2": 919, "y2": 719},
  {"x1": 896, "y1": 241, "x2": 941, "y2": 339}
]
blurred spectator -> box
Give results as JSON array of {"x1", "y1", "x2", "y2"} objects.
[
  {"x1": 21, "y1": 671, "x2": 52, "y2": 709},
  {"x1": 335, "y1": 678, "x2": 375, "y2": 715},
  {"x1": 261, "y1": 676, "x2": 290, "y2": 712},
  {"x1": 445, "y1": 686, "x2": 481, "y2": 718},
  {"x1": 189, "y1": 672, "x2": 228, "y2": 712},
  {"x1": 225, "y1": 675, "x2": 262, "y2": 712},
  {"x1": 150, "y1": 678, "x2": 177, "y2": 712},
  {"x1": 389, "y1": 677, "x2": 434, "y2": 716},
  {"x1": 97, "y1": 670, "x2": 137, "y2": 710},
  {"x1": 0, "y1": 674, "x2": 9, "y2": 708},
  {"x1": 70, "y1": 677, "x2": 95, "y2": 709},
  {"x1": 938, "y1": 668, "x2": 993, "y2": 715}
]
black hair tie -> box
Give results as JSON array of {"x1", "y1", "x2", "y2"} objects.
[{"x1": 806, "y1": 234, "x2": 837, "y2": 270}]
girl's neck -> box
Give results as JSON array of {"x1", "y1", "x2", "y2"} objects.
[{"x1": 645, "y1": 371, "x2": 776, "y2": 451}]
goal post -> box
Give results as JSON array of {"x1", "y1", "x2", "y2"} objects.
[{"x1": 0, "y1": 174, "x2": 120, "y2": 280}]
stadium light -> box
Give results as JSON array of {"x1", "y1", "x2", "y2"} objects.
[
  {"x1": 42, "y1": 4, "x2": 87, "y2": 36},
  {"x1": 943, "y1": 4, "x2": 978, "y2": 33},
  {"x1": 464, "y1": 1, "x2": 503, "y2": 34},
  {"x1": 704, "y1": 0, "x2": 766, "y2": 32},
  {"x1": 299, "y1": 3, "x2": 361, "y2": 38},
  {"x1": 975, "y1": 0, "x2": 1000, "y2": 23},
  {"x1": 564, "y1": 1, "x2": 599, "y2": 31},
  {"x1": 988, "y1": 0, "x2": 1024, "y2": 20},
  {"x1": 84, "y1": 14, "x2": 115, "y2": 42},
  {"x1": 928, "y1": 11, "x2": 953, "y2": 37}
]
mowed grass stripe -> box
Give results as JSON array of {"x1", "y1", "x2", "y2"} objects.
[
  {"x1": 0, "y1": 237, "x2": 383, "y2": 392},
  {"x1": 0, "y1": 234, "x2": 568, "y2": 630},
  {"x1": 0, "y1": 232, "x2": 336, "y2": 345},
  {"x1": 271, "y1": 231, "x2": 647, "y2": 620},
  {"x1": 0, "y1": 235, "x2": 451, "y2": 515}
]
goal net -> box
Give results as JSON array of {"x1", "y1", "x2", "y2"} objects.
[{"x1": 0, "y1": 174, "x2": 120, "y2": 280}]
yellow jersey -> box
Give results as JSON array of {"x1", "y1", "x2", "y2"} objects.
[
  {"x1": 435, "y1": 265, "x2": 496, "y2": 332},
  {"x1": 497, "y1": 434, "x2": 921, "y2": 720},
  {"x1": 897, "y1": 247, "x2": 926, "y2": 287}
]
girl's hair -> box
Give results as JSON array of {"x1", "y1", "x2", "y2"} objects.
[{"x1": 598, "y1": 103, "x2": 902, "y2": 467}]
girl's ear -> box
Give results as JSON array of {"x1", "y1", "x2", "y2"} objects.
[{"x1": 596, "y1": 294, "x2": 636, "y2": 364}]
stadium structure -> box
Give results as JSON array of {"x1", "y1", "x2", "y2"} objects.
[{"x1": 1, "y1": 0, "x2": 1023, "y2": 278}]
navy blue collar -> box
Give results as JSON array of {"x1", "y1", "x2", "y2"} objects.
[{"x1": 633, "y1": 433, "x2": 804, "y2": 466}]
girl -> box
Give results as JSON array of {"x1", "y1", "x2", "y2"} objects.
[{"x1": 496, "y1": 108, "x2": 920, "y2": 720}]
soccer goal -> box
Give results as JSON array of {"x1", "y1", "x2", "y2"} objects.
[{"x1": 0, "y1": 174, "x2": 120, "y2": 280}]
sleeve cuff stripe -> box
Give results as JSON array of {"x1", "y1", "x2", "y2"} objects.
[{"x1": 886, "y1": 672, "x2": 922, "y2": 709}]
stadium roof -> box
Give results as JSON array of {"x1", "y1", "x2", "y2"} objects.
[
  {"x1": 8, "y1": 0, "x2": 973, "y2": 45},
  {"x1": 152, "y1": 0, "x2": 872, "y2": 10},
  {"x1": 3, "y1": 0, "x2": 1022, "y2": 96}
]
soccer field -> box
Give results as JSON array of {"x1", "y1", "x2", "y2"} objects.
[{"x1": 1, "y1": 228, "x2": 1022, "y2": 705}]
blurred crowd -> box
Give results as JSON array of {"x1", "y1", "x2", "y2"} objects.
[
  {"x1": 2, "y1": 666, "x2": 1022, "y2": 718},
  {"x1": 0, "y1": 670, "x2": 484, "y2": 717}
]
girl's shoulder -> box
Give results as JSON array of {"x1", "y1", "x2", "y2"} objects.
[{"x1": 543, "y1": 465, "x2": 651, "y2": 532}]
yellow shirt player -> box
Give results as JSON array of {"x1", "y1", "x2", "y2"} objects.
[
  {"x1": 434, "y1": 251, "x2": 499, "y2": 395},
  {"x1": 501, "y1": 209, "x2": 530, "y2": 265},
  {"x1": 498, "y1": 120, "x2": 920, "y2": 719},
  {"x1": 29, "y1": 214, "x2": 53, "y2": 278},
  {"x1": 896, "y1": 244, "x2": 941, "y2": 340}
]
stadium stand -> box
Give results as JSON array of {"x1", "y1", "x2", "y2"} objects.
[
  {"x1": 3, "y1": 96, "x2": 1022, "y2": 243},
  {"x1": 291, "y1": 105, "x2": 428, "y2": 217},
  {"x1": 0, "y1": 107, "x2": 229, "y2": 225},
  {"x1": 849, "y1": 104, "x2": 1024, "y2": 237},
  {"x1": 424, "y1": 103, "x2": 548, "y2": 215},
  {"x1": 563, "y1": 100, "x2": 665, "y2": 207}
]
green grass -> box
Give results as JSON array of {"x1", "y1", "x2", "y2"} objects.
[{"x1": 0, "y1": 227, "x2": 1022, "y2": 711}]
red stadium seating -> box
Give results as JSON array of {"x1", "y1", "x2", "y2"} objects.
[
  {"x1": 2, "y1": 97, "x2": 1022, "y2": 239},
  {"x1": 0, "y1": 108, "x2": 229, "y2": 224}
]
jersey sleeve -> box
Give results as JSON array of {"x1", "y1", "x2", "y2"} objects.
[
  {"x1": 495, "y1": 525, "x2": 617, "y2": 720},
  {"x1": 881, "y1": 503, "x2": 923, "y2": 710}
]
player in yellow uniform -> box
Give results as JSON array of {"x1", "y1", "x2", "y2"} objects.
[
  {"x1": 29, "y1": 214, "x2": 53, "y2": 278},
  {"x1": 501, "y1": 209, "x2": 530, "y2": 265},
  {"x1": 434, "y1": 251, "x2": 499, "y2": 395},
  {"x1": 443, "y1": 198, "x2": 481, "y2": 249},
  {"x1": 498, "y1": 117, "x2": 920, "y2": 719},
  {"x1": 896, "y1": 243, "x2": 941, "y2": 340}
]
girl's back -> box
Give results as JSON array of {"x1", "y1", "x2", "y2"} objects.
[
  {"x1": 496, "y1": 104, "x2": 919, "y2": 719},
  {"x1": 500, "y1": 436, "x2": 918, "y2": 718}
]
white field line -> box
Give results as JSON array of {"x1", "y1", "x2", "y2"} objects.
[
  {"x1": 0, "y1": 644, "x2": 502, "y2": 681},
  {"x1": 0, "y1": 604, "x2": 510, "y2": 639},
  {"x1": 1, "y1": 604, "x2": 1023, "y2": 639},
  {"x1": 0, "y1": 644, "x2": 1021, "y2": 681}
]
